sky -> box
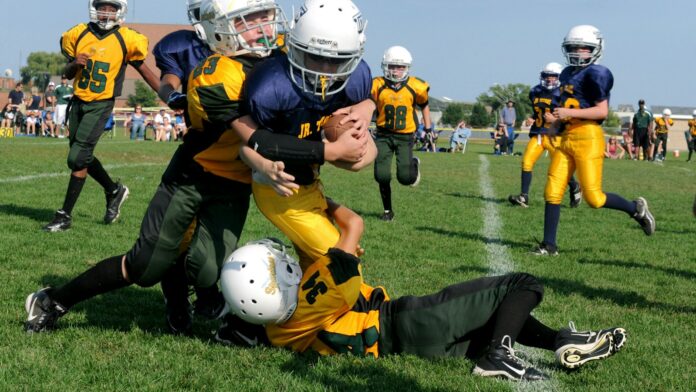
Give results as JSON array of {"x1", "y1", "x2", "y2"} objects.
[{"x1": 2, "y1": 0, "x2": 695, "y2": 109}]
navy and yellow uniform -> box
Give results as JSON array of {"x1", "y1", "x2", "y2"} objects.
[
  {"x1": 544, "y1": 64, "x2": 613, "y2": 208},
  {"x1": 268, "y1": 249, "x2": 544, "y2": 359},
  {"x1": 61, "y1": 22, "x2": 148, "y2": 170},
  {"x1": 246, "y1": 55, "x2": 372, "y2": 270},
  {"x1": 153, "y1": 30, "x2": 213, "y2": 95},
  {"x1": 125, "y1": 53, "x2": 262, "y2": 288},
  {"x1": 522, "y1": 84, "x2": 562, "y2": 172},
  {"x1": 372, "y1": 77, "x2": 429, "y2": 190}
]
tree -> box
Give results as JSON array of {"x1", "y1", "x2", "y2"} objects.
[
  {"x1": 20, "y1": 52, "x2": 66, "y2": 90},
  {"x1": 127, "y1": 80, "x2": 159, "y2": 108},
  {"x1": 441, "y1": 102, "x2": 473, "y2": 127},
  {"x1": 468, "y1": 103, "x2": 490, "y2": 128},
  {"x1": 604, "y1": 107, "x2": 621, "y2": 129},
  {"x1": 476, "y1": 83, "x2": 532, "y2": 126}
]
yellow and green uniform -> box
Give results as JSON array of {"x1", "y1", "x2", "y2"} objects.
[
  {"x1": 371, "y1": 76, "x2": 429, "y2": 134},
  {"x1": 61, "y1": 23, "x2": 148, "y2": 101},
  {"x1": 652, "y1": 117, "x2": 672, "y2": 159},
  {"x1": 654, "y1": 117, "x2": 673, "y2": 135},
  {"x1": 688, "y1": 119, "x2": 696, "y2": 138}
]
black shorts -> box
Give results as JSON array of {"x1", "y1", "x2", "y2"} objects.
[{"x1": 633, "y1": 128, "x2": 649, "y2": 150}]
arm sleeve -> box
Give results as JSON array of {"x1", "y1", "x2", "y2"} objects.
[{"x1": 247, "y1": 128, "x2": 325, "y2": 164}]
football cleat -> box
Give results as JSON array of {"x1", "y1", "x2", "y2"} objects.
[
  {"x1": 473, "y1": 335, "x2": 548, "y2": 381},
  {"x1": 43, "y1": 210, "x2": 72, "y2": 232},
  {"x1": 193, "y1": 286, "x2": 229, "y2": 320},
  {"x1": 380, "y1": 210, "x2": 394, "y2": 222},
  {"x1": 25, "y1": 288, "x2": 68, "y2": 333},
  {"x1": 555, "y1": 321, "x2": 626, "y2": 369},
  {"x1": 165, "y1": 298, "x2": 193, "y2": 336},
  {"x1": 215, "y1": 314, "x2": 269, "y2": 348},
  {"x1": 104, "y1": 183, "x2": 129, "y2": 224},
  {"x1": 531, "y1": 241, "x2": 558, "y2": 256},
  {"x1": 508, "y1": 193, "x2": 529, "y2": 208},
  {"x1": 410, "y1": 157, "x2": 421, "y2": 187},
  {"x1": 569, "y1": 183, "x2": 582, "y2": 208},
  {"x1": 633, "y1": 197, "x2": 655, "y2": 235}
]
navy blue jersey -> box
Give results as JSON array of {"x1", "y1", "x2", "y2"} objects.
[
  {"x1": 528, "y1": 84, "x2": 560, "y2": 135},
  {"x1": 246, "y1": 54, "x2": 372, "y2": 185},
  {"x1": 153, "y1": 30, "x2": 213, "y2": 92},
  {"x1": 558, "y1": 64, "x2": 613, "y2": 125}
]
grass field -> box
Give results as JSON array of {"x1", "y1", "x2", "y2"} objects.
[{"x1": 1, "y1": 131, "x2": 695, "y2": 391}]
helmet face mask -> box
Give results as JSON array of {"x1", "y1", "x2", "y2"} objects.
[
  {"x1": 187, "y1": 0, "x2": 207, "y2": 41},
  {"x1": 89, "y1": 0, "x2": 128, "y2": 30},
  {"x1": 562, "y1": 25, "x2": 603, "y2": 67},
  {"x1": 287, "y1": 0, "x2": 366, "y2": 99},
  {"x1": 200, "y1": 0, "x2": 287, "y2": 58},
  {"x1": 381, "y1": 46, "x2": 412, "y2": 83},
  {"x1": 539, "y1": 62, "x2": 562, "y2": 90},
  {"x1": 220, "y1": 239, "x2": 302, "y2": 325}
]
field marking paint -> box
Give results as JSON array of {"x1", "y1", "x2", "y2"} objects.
[
  {"x1": 478, "y1": 155, "x2": 558, "y2": 391},
  {"x1": 0, "y1": 162, "x2": 163, "y2": 184},
  {"x1": 4, "y1": 140, "x2": 137, "y2": 147}
]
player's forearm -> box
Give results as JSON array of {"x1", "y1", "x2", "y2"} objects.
[
  {"x1": 62, "y1": 63, "x2": 81, "y2": 80},
  {"x1": 158, "y1": 74, "x2": 181, "y2": 103},
  {"x1": 422, "y1": 105, "x2": 432, "y2": 129}
]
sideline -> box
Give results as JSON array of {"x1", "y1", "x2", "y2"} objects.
[{"x1": 0, "y1": 162, "x2": 164, "y2": 184}]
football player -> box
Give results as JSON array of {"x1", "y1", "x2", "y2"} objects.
[
  {"x1": 687, "y1": 110, "x2": 696, "y2": 162},
  {"x1": 652, "y1": 108, "x2": 673, "y2": 161},
  {"x1": 232, "y1": 0, "x2": 377, "y2": 272},
  {"x1": 534, "y1": 25, "x2": 655, "y2": 256},
  {"x1": 508, "y1": 62, "x2": 582, "y2": 208},
  {"x1": 219, "y1": 204, "x2": 627, "y2": 382},
  {"x1": 23, "y1": 0, "x2": 290, "y2": 337},
  {"x1": 372, "y1": 46, "x2": 431, "y2": 221},
  {"x1": 43, "y1": 0, "x2": 160, "y2": 232}
]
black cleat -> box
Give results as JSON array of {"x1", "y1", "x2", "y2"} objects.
[
  {"x1": 569, "y1": 184, "x2": 582, "y2": 208},
  {"x1": 555, "y1": 321, "x2": 626, "y2": 369},
  {"x1": 410, "y1": 157, "x2": 421, "y2": 187},
  {"x1": 380, "y1": 210, "x2": 394, "y2": 222},
  {"x1": 24, "y1": 288, "x2": 68, "y2": 333},
  {"x1": 531, "y1": 241, "x2": 558, "y2": 256},
  {"x1": 43, "y1": 210, "x2": 72, "y2": 232},
  {"x1": 508, "y1": 193, "x2": 529, "y2": 208},
  {"x1": 165, "y1": 299, "x2": 192, "y2": 336},
  {"x1": 193, "y1": 287, "x2": 228, "y2": 320},
  {"x1": 104, "y1": 183, "x2": 129, "y2": 224},
  {"x1": 633, "y1": 197, "x2": 655, "y2": 235},
  {"x1": 473, "y1": 336, "x2": 548, "y2": 381},
  {"x1": 215, "y1": 314, "x2": 268, "y2": 348}
]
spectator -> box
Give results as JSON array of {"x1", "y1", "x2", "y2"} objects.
[
  {"x1": 631, "y1": 99, "x2": 652, "y2": 160},
  {"x1": 1, "y1": 103, "x2": 14, "y2": 128},
  {"x1": 43, "y1": 111, "x2": 57, "y2": 137},
  {"x1": 123, "y1": 105, "x2": 146, "y2": 140},
  {"x1": 652, "y1": 108, "x2": 672, "y2": 161},
  {"x1": 154, "y1": 109, "x2": 171, "y2": 142},
  {"x1": 501, "y1": 99, "x2": 516, "y2": 153},
  {"x1": 174, "y1": 109, "x2": 186, "y2": 140},
  {"x1": 44, "y1": 82, "x2": 57, "y2": 114},
  {"x1": 621, "y1": 126, "x2": 634, "y2": 160},
  {"x1": 8, "y1": 82, "x2": 25, "y2": 134},
  {"x1": 25, "y1": 110, "x2": 38, "y2": 136},
  {"x1": 687, "y1": 110, "x2": 696, "y2": 162},
  {"x1": 422, "y1": 126, "x2": 439, "y2": 152},
  {"x1": 604, "y1": 136, "x2": 625, "y2": 159},
  {"x1": 450, "y1": 120, "x2": 472, "y2": 153},
  {"x1": 28, "y1": 87, "x2": 41, "y2": 110},
  {"x1": 494, "y1": 123, "x2": 508, "y2": 155},
  {"x1": 162, "y1": 115, "x2": 173, "y2": 141},
  {"x1": 54, "y1": 75, "x2": 74, "y2": 136}
]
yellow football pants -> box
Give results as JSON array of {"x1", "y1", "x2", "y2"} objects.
[
  {"x1": 522, "y1": 134, "x2": 560, "y2": 172},
  {"x1": 253, "y1": 180, "x2": 339, "y2": 271},
  {"x1": 545, "y1": 123, "x2": 606, "y2": 208}
]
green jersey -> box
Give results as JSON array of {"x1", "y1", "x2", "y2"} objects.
[
  {"x1": 632, "y1": 110, "x2": 652, "y2": 129},
  {"x1": 54, "y1": 84, "x2": 74, "y2": 105}
]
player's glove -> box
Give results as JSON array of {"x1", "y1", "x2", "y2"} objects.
[{"x1": 167, "y1": 91, "x2": 187, "y2": 110}]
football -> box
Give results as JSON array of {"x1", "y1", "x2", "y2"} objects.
[{"x1": 322, "y1": 113, "x2": 356, "y2": 142}]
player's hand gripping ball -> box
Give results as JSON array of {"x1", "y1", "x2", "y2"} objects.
[{"x1": 322, "y1": 113, "x2": 357, "y2": 142}]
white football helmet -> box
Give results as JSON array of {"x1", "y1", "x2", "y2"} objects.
[
  {"x1": 287, "y1": 0, "x2": 366, "y2": 98},
  {"x1": 692, "y1": 109, "x2": 696, "y2": 117},
  {"x1": 381, "y1": 46, "x2": 412, "y2": 83},
  {"x1": 662, "y1": 108, "x2": 672, "y2": 116},
  {"x1": 89, "y1": 0, "x2": 128, "y2": 30},
  {"x1": 199, "y1": 0, "x2": 287, "y2": 58},
  {"x1": 540, "y1": 62, "x2": 563, "y2": 90},
  {"x1": 562, "y1": 25, "x2": 603, "y2": 67},
  {"x1": 220, "y1": 239, "x2": 302, "y2": 325},
  {"x1": 187, "y1": 0, "x2": 207, "y2": 41}
]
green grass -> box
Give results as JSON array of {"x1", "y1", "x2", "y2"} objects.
[{"x1": 1, "y1": 130, "x2": 695, "y2": 391}]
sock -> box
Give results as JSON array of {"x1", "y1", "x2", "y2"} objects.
[
  {"x1": 61, "y1": 175, "x2": 86, "y2": 215},
  {"x1": 543, "y1": 202, "x2": 561, "y2": 247},
  {"x1": 51, "y1": 255, "x2": 130, "y2": 308},
  {"x1": 160, "y1": 254, "x2": 190, "y2": 308},
  {"x1": 516, "y1": 316, "x2": 559, "y2": 351},
  {"x1": 88, "y1": 157, "x2": 117, "y2": 194},
  {"x1": 521, "y1": 171, "x2": 532, "y2": 195},
  {"x1": 603, "y1": 193, "x2": 637, "y2": 216},
  {"x1": 379, "y1": 182, "x2": 392, "y2": 212},
  {"x1": 568, "y1": 176, "x2": 579, "y2": 192},
  {"x1": 489, "y1": 289, "x2": 541, "y2": 348}
]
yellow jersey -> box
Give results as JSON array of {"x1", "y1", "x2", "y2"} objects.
[
  {"x1": 61, "y1": 23, "x2": 148, "y2": 101},
  {"x1": 186, "y1": 54, "x2": 260, "y2": 183},
  {"x1": 654, "y1": 117, "x2": 673, "y2": 134},
  {"x1": 371, "y1": 76, "x2": 430, "y2": 134},
  {"x1": 266, "y1": 249, "x2": 389, "y2": 357},
  {"x1": 688, "y1": 119, "x2": 696, "y2": 137}
]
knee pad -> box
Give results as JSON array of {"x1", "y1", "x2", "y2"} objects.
[{"x1": 584, "y1": 191, "x2": 606, "y2": 209}]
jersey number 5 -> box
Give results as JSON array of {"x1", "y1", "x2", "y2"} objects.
[{"x1": 78, "y1": 59, "x2": 110, "y2": 94}]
